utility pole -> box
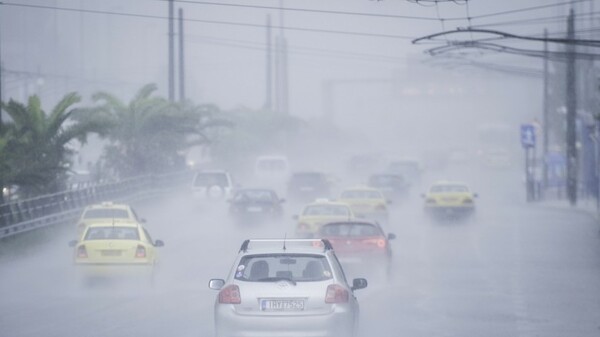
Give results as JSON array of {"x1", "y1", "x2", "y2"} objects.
[
  {"x1": 264, "y1": 15, "x2": 272, "y2": 111},
  {"x1": 566, "y1": 9, "x2": 578, "y2": 205},
  {"x1": 178, "y1": 7, "x2": 185, "y2": 102},
  {"x1": 281, "y1": 38, "x2": 289, "y2": 115},
  {"x1": 543, "y1": 29, "x2": 549, "y2": 191},
  {"x1": 168, "y1": 0, "x2": 175, "y2": 102},
  {"x1": 0, "y1": 2, "x2": 3, "y2": 127}
]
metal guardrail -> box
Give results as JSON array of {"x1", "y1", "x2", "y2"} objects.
[{"x1": 0, "y1": 170, "x2": 193, "y2": 239}]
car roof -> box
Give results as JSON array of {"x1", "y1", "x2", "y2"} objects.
[
  {"x1": 196, "y1": 169, "x2": 229, "y2": 174},
  {"x1": 84, "y1": 202, "x2": 131, "y2": 210},
  {"x1": 431, "y1": 180, "x2": 469, "y2": 187},
  {"x1": 87, "y1": 221, "x2": 140, "y2": 228},
  {"x1": 304, "y1": 200, "x2": 349, "y2": 207},
  {"x1": 238, "y1": 239, "x2": 333, "y2": 255},
  {"x1": 321, "y1": 220, "x2": 382, "y2": 229}
]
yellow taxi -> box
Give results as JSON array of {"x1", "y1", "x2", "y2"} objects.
[
  {"x1": 75, "y1": 202, "x2": 143, "y2": 238},
  {"x1": 422, "y1": 181, "x2": 477, "y2": 218},
  {"x1": 69, "y1": 222, "x2": 164, "y2": 284},
  {"x1": 338, "y1": 186, "x2": 389, "y2": 222},
  {"x1": 294, "y1": 199, "x2": 355, "y2": 237}
]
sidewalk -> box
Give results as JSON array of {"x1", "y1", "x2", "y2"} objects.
[{"x1": 535, "y1": 197, "x2": 600, "y2": 223}]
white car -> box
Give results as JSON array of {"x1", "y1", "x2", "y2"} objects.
[
  {"x1": 209, "y1": 239, "x2": 367, "y2": 337},
  {"x1": 191, "y1": 170, "x2": 235, "y2": 199}
]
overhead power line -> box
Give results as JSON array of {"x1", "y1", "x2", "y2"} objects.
[
  {"x1": 157, "y1": 0, "x2": 444, "y2": 21},
  {"x1": 0, "y1": 2, "x2": 415, "y2": 40}
]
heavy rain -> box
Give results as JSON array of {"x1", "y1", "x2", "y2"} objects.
[{"x1": 1, "y1": 1, "x2": 600, "y2": 337}]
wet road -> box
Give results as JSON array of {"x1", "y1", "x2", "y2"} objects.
[{"x1": 1, "y1": 168, "x2": 599, "y2": 337}]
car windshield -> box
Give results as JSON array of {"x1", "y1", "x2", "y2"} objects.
[
  {"x1": 193, "y1": 173, "x2": 228, "y2": 187},
  {"x1": 233, "y1": 190, "x2": 275, "y2": 202},
  {"x1": 235, "y1": 254, "x2": 333, "y2": 282},
  {"x1": 430, "y1": 185, "x2": 469, "y2": 193},
  {"x1": 84, "y1": 226, "x2": 140, "y2": 241},
  {"x1": 321, "y1": 223, "x2": 382, "y2": 237},
  {"x1": 341, "y1": 190, "x2": 383, "y2": 199},
  {"x1": 303, "y1": 205, "x2": 349, "y2": 216},
  {"x1": 83, "y1": 208, "x2": 130, "y2": 219}
]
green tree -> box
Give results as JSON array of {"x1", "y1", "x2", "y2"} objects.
[{"x1": 0, "y1": 93, "x2": 106, "y2": 197}]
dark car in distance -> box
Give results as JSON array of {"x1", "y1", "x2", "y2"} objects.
[
  {"x1": 228, "y1": 189, "x2": 285, "y2": 224},
  {"x1": 368, "y1": 173, "x2": 410, "y2": 201}
]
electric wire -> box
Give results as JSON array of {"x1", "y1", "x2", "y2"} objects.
[{"x1": 0, "y1": 2, "x2": 415, "y2": 40}]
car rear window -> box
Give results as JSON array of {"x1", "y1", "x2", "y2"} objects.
[
  {"x1": 235, "y1": 254, "x2": 333, "y2": 282},
  {"x1": 84, "y1": 226, "x2": 140, "y2": 241},
  {"x1": 233, "y1": 190, "x2": 275, "y2": 202},
  {"x1": 320, "y1": 223, "x2": 382, "y2": 237},
  {"x1": 83, "y1": 209, "x2": 130, "y2": 219},
  {"x1": 430, "y1": 185, "x2": 468, "y2": 193}
]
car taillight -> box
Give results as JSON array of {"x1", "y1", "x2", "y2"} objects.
[
  {"x1": 219, "y1": 285, "x2": 241, "y2": 304},
  {"x1": 77, "y1": 245, "x2": 88, "y2": 258},
  {"x1": 363, "y1": 238, "x2": 386, "y2": 248},
  {"x1": 325, "y1": 284, "x2": 349, "y2": 303},
  {"x1": 135, "y1": 245, "x2": 146, "y2": 258}
]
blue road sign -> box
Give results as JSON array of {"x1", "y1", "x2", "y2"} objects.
[{"x1": 521, "y1": 124, "x2": 536, "y2": 148}]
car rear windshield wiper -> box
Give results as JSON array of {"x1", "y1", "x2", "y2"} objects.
[{"x1": 257, "y1": 277, "x2": 297, "y2": 286}]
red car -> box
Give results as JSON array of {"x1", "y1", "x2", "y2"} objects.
[{"x1": 318, "y1": 221, "x2": 395, "y2": 281}]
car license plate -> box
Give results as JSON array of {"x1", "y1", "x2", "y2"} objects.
[
  {"x1": 247, "y1": 207, "x2": 263, "y2": 212},
  {"x1": 101, "y1": 250, "x2": 122, "y2": 257},
  {"x1": 260, "y1": 299, "x2": 305, "y2": 311}
]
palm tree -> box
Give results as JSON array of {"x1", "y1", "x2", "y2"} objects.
[
  {"x1": 0, "y1": 93, "x2": 107, "y2": 196},
  {"x1": 79, "y1": 84, "x2": 230, "y2": 178}
]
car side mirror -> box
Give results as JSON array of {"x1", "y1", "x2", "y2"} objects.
[
  {"x1": 387, "y1": 233, "x2": 396, "y2": 240},
  {"x1": 292, "y1": 215, "x2": 299, "y2": 220},
  {"x1": 420, "y1": 193, "x2": 426, "y2": 198},
  {"x1": 154, "y1": 240, "x2": 165, "y2": 247},
  {"x1": 68, "y1": 240, "x2": 78, "y2": 247},
  {"x1": 351, "y1": 278, "x2": 368, "y2": 291},
  {"x1": 386, "y1": 199, "x2": 392, "y2": 205},
  {"x1": 473, "y1": 193, "x2": 479, "y2": 198},
  {"x1": 209, "y1": 279, "x2": 225, "y2": 290}
]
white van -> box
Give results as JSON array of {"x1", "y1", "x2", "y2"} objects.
[{"x1": 192, "y1": 170, "x2": 235, "y2": 199}]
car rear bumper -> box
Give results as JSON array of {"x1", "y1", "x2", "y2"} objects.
[
  {"x1": 425, "y1": 205, "x2": 474, "y2": 216},
  {"x1": 214, "y1": 305, "x2": 356, "y2": 337},
  {"x1": 74, "y1": 263, "x2": 154, "y2": 279}
]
